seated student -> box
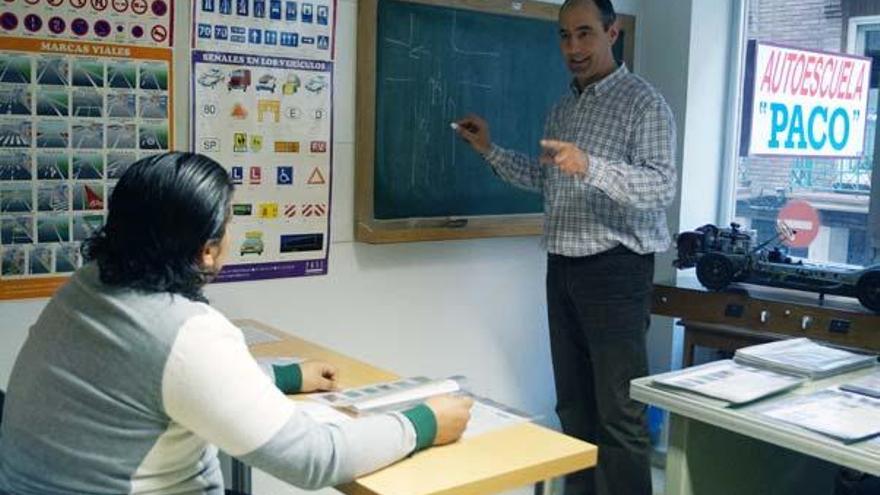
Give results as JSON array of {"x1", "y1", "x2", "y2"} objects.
[{"x1": 0, "y1": 152, "x2": 472, "y2": 494}]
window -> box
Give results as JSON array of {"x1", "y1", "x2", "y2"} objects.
[{"x1": 728, "y1": 0, "x2": 880, "y2": 266}]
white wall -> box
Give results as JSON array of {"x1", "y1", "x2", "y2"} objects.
[
  {"x1": 638, "y1": 0, "x2": 739, "y2": 372},
  {"x1": 679, "y1": 0, "x2": 737, "y2": 232},
  {"x1": 639, "y1": 0, "x2": 694, "y2": 373},
  {"x1": 0, "y1": 0, "x2": 740, "y2": 493},
  {"x1": 0, "y1": 299, "x2": 42, "y2": 386}
]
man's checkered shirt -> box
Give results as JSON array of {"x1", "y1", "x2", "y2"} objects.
[{"x1": 485, "y1": 64, "x2": 677, "y2": 257}]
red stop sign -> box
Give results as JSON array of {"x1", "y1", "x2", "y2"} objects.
[{"x1": 777, "y1": 200, "x2": 821, "y2": 248}]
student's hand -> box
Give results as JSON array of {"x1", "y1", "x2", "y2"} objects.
[
  {"x1": 299, "y1": 360, "x2": 339, "y2": 392},
  {"x1": 424, "y1": 395, "x2": 474, "y2": 445},
  {"x1": 454, "y1": 114, "x2": 492, "y2": 155},
  {"x1": 540, "y1": 139, "x2": 589, "y2": 177}
]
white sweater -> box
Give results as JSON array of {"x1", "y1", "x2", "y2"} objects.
[{"x1": 0, "y1": 263, "x2": 419, "y2": 494}]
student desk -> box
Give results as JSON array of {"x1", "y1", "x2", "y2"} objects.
[
  {"x1": 631, "y1": 366, "x2": 880, "y2": 495},
  {"x1": 233, "y1": 319, "x2": 597, "y2": 495}
]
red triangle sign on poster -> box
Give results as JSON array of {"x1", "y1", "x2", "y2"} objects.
[{"x1": 307, "y1": 167, "x2": 326, "y2": 185}]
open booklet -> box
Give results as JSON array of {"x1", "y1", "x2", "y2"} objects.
[
  {"x1": 308, "y1": 376, "x2": 532, "y2": 438},
  {"x1": 756, "y1": 388, "x2": 880, "y2": 444},
  {"x1": 651, "y1": 359, "x2": 805, "y2": 405},
  {"x1": 310, "y1": 376, "x2": 461, "y2": 414}
]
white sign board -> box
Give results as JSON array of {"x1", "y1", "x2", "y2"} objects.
[{"x1": 740, "y1": 41, "x2": 872, "y2": 158}]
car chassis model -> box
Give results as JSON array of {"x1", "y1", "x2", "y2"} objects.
[{"x1": 674, "y1": 223, "x2": 880, "y2": 313}]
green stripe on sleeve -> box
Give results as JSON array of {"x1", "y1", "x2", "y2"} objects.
[
  {"x1": 401, "y1": 403, "x2": 437, "y2": 452},
  {"x1": 272, "y1": 363, "x2": 302, "y2": 394}
]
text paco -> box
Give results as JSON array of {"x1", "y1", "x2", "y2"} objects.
[{"x1": 741, "y1": 41, "x2": 872, "y2": 158}]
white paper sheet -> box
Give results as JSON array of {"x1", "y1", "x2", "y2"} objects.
[
  {"x1": 759, "y1": 388, "x2": 880, "y2": 443},
  {"x1": 239, "y1": 324, "x2": 283, "y2": 346},
  {"x1": 653, "y1": 359, "x2": 804, "y2": 405}
]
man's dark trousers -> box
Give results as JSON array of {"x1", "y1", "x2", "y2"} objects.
[{"x1": 547, "y1": 246, "x2": 654, "y2": 495}]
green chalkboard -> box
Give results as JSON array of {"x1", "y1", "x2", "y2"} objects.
[{"x1": 372, "y1": 0, "x2": 568, "y2": 220}]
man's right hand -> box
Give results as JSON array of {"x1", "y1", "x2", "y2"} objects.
[
  {"x1": 424, "y1": 395, "x2": 474, "y2": 445},
  {"x1": 454, "y1": 115, "x2": 492, "y2": 156}
]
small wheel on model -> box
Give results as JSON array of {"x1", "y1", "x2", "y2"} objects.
[
  {"x1": 856, "y1": 269, "x2": 880, "y2": 313},
  {"x1": 696, "y1": 253, "x2": 735, "y2": 291}
]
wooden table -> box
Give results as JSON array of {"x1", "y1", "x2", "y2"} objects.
[
  {"x1": 631, "y1": 367, "x2": 880, "y2": 495},
  {"x1": 235, "y1": 319, "x2": 597, "y2": 495},
  {"x1": 652, "y1": 273, "x2": 880, "y2": 359}
]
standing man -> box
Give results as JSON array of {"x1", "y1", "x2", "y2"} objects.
[{"x1": 455, "y1": 1, "x2": 676, "y2": 494}]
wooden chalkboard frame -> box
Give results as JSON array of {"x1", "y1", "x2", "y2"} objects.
[{"x1": 355, "y1": 0, "x2": 635, "y2": 243}]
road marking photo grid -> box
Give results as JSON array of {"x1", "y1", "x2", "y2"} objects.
[{"x1": 0, "y1": 46, "x2": 171, "y2": 282}]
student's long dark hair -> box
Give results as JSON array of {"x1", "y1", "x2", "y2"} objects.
[{"x1": 82, "y1": 152, "x2": 234, "y2": 302}]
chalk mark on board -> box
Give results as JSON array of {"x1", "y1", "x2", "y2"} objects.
[
  {"x1": 451, "y1": 12, "x2": 500, "y2": 58},
  {"x1": 384, "y1": 14, "x2": 429, "y2": 60},
  {"x1": 458, "y1": 81, "x2": 492, "y2": 90},
  {"x1": 379, "y1": 10, "x2": 501, "y2": 194}
]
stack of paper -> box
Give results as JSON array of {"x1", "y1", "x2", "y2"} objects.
[
  {"x1": 840, "y1": 368, "x2": 880, "y2": 399},
  {"x1": 651, "y1": 360, "x2": 805, "y2": 405},
  {"x1": 758, "y1": 388, "x2": 880, "y2": 443},
  {"x1": 734, "y1": 338, "x2": 876, "y2": 379}
]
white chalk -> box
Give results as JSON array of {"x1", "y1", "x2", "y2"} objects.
[{"x1": 450, "y1": 122, "x2": 459, "y2": 130}]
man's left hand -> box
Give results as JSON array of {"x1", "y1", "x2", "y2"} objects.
[{"x1": 540, "y1": 139, "x2": 589, "y2": 177}]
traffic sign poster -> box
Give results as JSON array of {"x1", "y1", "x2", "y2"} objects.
[
  {"x1": 193, "y1": 0, "x2": 335, "y2": 62},
  {"x1": 191, "y1": 50, "x2": 332, "y2": 281},
  {"x1": 1, "y1": 0, "x2": 175, "y2": 47},
  {"x1": 0, "y1": 37, "x2": 173, "y2": 299}
]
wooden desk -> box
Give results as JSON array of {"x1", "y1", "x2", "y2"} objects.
[
  {"x1": 631, "y1": 367, "x2": 880, "y2": 495},
  {"x1": 237, "y1": 319, "x2": 597, "y2": 495}
]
